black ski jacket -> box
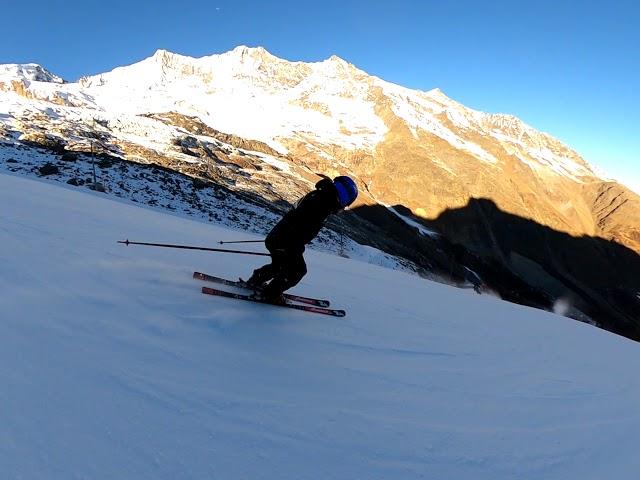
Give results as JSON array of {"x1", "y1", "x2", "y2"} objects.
[{"x1": 265, "y1": 178, "x2": 340, "y2": 253}]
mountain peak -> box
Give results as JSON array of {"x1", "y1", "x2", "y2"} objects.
[
  {"x1": 151, "y1": 48, "x2": 178, "y2": 60},
  {"x1": 146, "y1": 47, "x2": 279, "y2": 71},
  {"x1": 232, "y1": 45, "x2": 267, "y2": 54},
  {"x1": 424, "y1": 87, "x2": 451, "y2": 102},
  {"x1": 327, "y1": 54, "x2": 348, "y2": 64},
  {"x1": 316, "y1": 54, "x2": 365, "y2": 80},
  {"x1": 0, "y1": 63, "x2": 64, "y2": 84},
  {"x1": 148, "y1": 49, "x2": 193, "y2": 68},
  {"x1": 229, "y1": 45, "x2": 278, "y2": 63}
]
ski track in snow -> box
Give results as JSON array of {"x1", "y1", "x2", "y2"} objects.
[{"x1": 1, "y1": 173, "x2": 640, "y2": 479}]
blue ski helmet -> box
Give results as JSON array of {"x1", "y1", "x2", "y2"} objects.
[{"x1": 333, "y1": 176, "x2": 358, "y2": 208}]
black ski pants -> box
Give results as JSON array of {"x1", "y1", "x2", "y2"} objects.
[{"x1": 250, "y1": 246, "x2": 307, "y2": 296}]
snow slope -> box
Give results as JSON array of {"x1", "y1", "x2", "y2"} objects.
[{"x1": 1, "y1": 173, "x2": 639, "y2": 480}]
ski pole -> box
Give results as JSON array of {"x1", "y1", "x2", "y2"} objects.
[
  {"x1": 218, "y1": 240, "x2": 264, "y2": 245},
  {"x1": 117, "y1": 239, "x2": 270, "y2": 256}
]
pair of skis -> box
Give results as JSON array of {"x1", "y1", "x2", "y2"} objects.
[{"x1": 193, "y1": 271, "x2": 346, "y2": 317}]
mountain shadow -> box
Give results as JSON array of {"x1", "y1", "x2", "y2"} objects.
[{"x1": 346, "y1": 198, "x2": 640, "y2": 342}]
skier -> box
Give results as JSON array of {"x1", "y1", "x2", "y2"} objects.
[
  {"x1": 245, "y1": 175, "x2": 358, "y2": 303},
  {"x1": 462, "y1": 265, "x2": 484, "y2": 294}
]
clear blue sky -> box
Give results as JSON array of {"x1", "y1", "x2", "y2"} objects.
[{"x1": 2, "y1": 0, "x2": 638, "y2": 191}]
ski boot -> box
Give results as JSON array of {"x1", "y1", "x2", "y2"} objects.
[
  {"x1": 251, "y1": 281, "x2": 287, "y2": 305},
  {"x1": 249, "y1": 290, "x2": 286, "y2": 305}
]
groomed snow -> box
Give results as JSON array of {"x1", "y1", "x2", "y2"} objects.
[{"x1": 1, "y1": 173, "x2": 640, "y2": 479}]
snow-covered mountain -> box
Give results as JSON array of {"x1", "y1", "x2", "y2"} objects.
[
  {"x1": 2, "y1": 172, "x2": 640, "y2": 480},
  {"x1": 1, "y1": 46, "x2": 640, "y2": 341},
  {"x1": 1, "y1": 46, "x2": 636, "y2": 242},
  {"x1": 0, "y1": 46, "x2": 596, "y2": 179},
  {"x1": 0, "y1": 63, "x2": 64, "y2": 83}
]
